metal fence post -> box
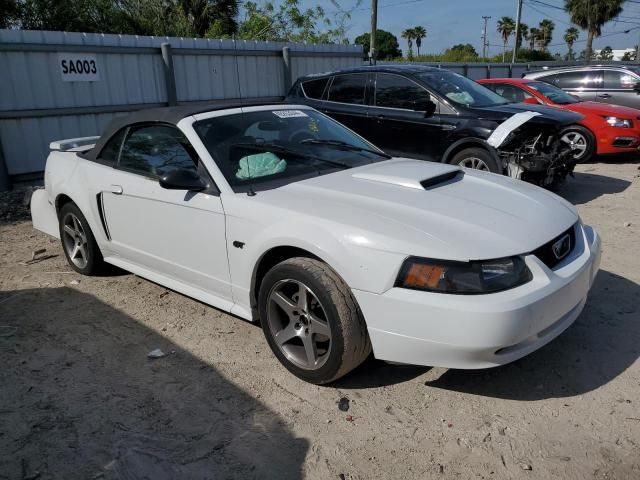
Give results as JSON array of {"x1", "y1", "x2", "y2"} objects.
[
  {"x1": 160, "y1": 43, "x2": 178, "y2": 106},
  {"x1": 0, "y1": 135, "x2": 11, "y2": 191},
  {"x1": 282, "y1": 47, "x2": 292, "y2": 93}
]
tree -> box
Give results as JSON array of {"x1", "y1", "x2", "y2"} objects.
[
  {"x1": 0, "y1": 0, "x2": 21, "y2": 28},
  {"x1": 528, "y1": 27, "x2": 540, "y2": 50},
  {"x1": 565, "y1": 0, "x2": 624, "y2": 61},
  {"x1": 413, "y1": 25, "x2": 426, "y2": 56},
  {"x1": 443, "y1": 43, "x2": 479, "y2": 61},
  {"x1": 538, "y1": 19, "x2": 555, "y2": 49},
  {"x1": 237, "y1": 0, "x2": 352, "y2": 43},
  {"x1": 401, "y1": 28, "x2": 415, "y2": 58},
  {"x1": 354, "y1": 29, "x2": 401, "y2": 60},
  {"x1": 497, "y1": 16, "x2": 515, "y2": 62},
  {"x1": 564, "y1": 26, "x2": 579, "y2": 60},
  {"x1": 621, "y1": 49, "x2": 637, "y2": 61},
  {"x1": 516, "y1": 22, "x2": 529, "y2": 51},
  {"x1": 598, "y1": 45, "x2": 613, "y2": 60},
  {"x1": 178, "y1": 0, "x2": 239, "y2": 37}
]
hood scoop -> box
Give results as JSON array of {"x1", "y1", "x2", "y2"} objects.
[{"x1": 351, "y1": 160, "x2": 463, "y2": 190}]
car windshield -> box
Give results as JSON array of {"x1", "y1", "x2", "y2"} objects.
[
  {"x1": 194, "y1": 109, "x2": 388, "y2": 192},
  {"x1": 528, "y1": 81, "x2": 580, "y2": 104},
  {"x1": 415, "y1": 70, "x2": 509, "y2": 107}
]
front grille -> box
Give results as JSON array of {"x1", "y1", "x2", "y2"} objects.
[{"x1": 531, "y1": 224, "x2": 576, "y2": 270}]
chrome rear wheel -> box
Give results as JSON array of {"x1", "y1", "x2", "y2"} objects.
[{"x1": 62, "y1": 212, "x2": 89, "y2": 269}]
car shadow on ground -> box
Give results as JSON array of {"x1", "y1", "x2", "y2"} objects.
[
  {"x1": 424, "y1": 270, "x2": 639, "y2": 400},
  {"x1": 0, "y1": 287, "x2": 308, "y2": 480},
  {"x1": 557, "y1": 170, "x2": 632, "y2": 205}
]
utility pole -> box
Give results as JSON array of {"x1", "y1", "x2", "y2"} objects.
[
  {"x1": 369, "y1": 0, "x2": 378, "y2": 65},
  {"x1": 512, "y1": 0, "x2": 523, "y2": 63},
  {"x1": 482, "y1": 16, "x2": 491, "y2": 60}
]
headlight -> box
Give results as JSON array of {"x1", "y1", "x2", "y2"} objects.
[
  {"x1": 395, "y1": 256, "x2": 532, "y2": 294},
  {"x1": 604, "y1": 116, "x2": 632, "y2": 128}
]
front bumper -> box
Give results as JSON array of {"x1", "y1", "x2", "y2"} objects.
[
  {"x1": 596, "y1": 128, "x2": 640, "y2": 155},
  {"x1": 353, "y1": 224, "x2": 601, "y2": 369}
]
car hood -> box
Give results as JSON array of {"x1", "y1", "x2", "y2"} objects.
[
  {"x1": 472, "y1": 103, "x2": 584, "y2": 126},
  {"x1": 563, "y1": 101, "x2": 640, "y2": 120},
  {"x1": 263, "y1": 159, "x2": 578, "y2": 261}
]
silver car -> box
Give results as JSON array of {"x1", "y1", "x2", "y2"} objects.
[{"x1": 524, "y1": 65, "x2": 640, "y2": 109}]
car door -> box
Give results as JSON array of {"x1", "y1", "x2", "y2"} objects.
[
  {"x1": 598, "y1": 69, "x2": 640, "y2": 108},
  {"x1": 542, "y1": 70, "x2": 601, "y2": 102},
  {"x1": 318, "y1": 73, "x2": 371, "y2": 138},
  {"x1": 367, "y1": 72, "x2": 442, "y2": 161},
  {"x1": 100, "y1": 123, "x2": 232, "y2": 301}
]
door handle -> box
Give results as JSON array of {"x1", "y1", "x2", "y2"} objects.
[
  {"x1": 597, "y1": 93, "x2": 612, "y2": 99},
  {"x1": 109, "y1": 185, "x2": 123, "y2": 195}
]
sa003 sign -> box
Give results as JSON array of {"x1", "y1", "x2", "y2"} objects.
[{"x1": 58, "y1": 53, "x2": 100, "y2": 82}]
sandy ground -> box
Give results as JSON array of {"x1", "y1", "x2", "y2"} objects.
[{"x1": 1, "y1": 161, "x2": 639, "y2": 480}]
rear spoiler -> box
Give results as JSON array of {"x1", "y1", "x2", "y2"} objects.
[{"x1": 49, "y1": 136, "x2": 100, "y2": 152}]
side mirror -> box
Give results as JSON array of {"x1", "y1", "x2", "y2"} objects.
[
  {"x1": 523, "y1": 97, "x2": 540, "y2": 105},
  {"x1": 634, "y1": 82, "x2": 640, "y2": 94},
  {"x1": 159, "y1": 168, "x2": 207, "y2": 191},
  {"x1": 417, "y1": 99, "x2": 437, "y2": 117}
]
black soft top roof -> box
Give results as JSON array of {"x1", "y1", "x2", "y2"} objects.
[{"x1": 83, "y1": 100, "x2": 283, "y2": 161}]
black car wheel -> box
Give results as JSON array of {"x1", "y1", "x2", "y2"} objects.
[
  {"x1": 259, "y1": 257, "x2": 371, "y2": 384},
  {"x1": 58, "y1": 202, "x2": 105, "y2": 275},
  {"x1": 560, "y1": 125, "x2": 596, "y2": 163},
  {"x1": 450, "y1": 147, "x2": 500, "y2": 173}
]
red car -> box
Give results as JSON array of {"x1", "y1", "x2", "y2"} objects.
[{"x1": 479, "y1": 78, "x2": 640, "y2": 162}]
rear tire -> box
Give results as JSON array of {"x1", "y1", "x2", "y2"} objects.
[
  {"x1": 58, "y1": 202, "x2": 105, "y2": 275},
  {"x1": 450, "y1": 147, "x2": 500, "y2": 173},
  {"x1": 258, "y1": 257, "x2": 371, "y2": 384},
  {"x1": 560, "y1": 125, "x2": 596, "y2": 163}
]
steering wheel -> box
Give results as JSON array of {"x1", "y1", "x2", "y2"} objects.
[{"x1": 288, "y1": 130, "x2": 319, "y2": 144}]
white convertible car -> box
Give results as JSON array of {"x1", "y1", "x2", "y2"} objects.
[{"x1": 31, "y1": 103, "x2": 601, "y2": 384}]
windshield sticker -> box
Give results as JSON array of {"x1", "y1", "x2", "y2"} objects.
[
  {"x1": 487, "y1": 111, "x2": 542, "y2": 148},
  {"x1": 273, "y1": 110, "x2": 309, "y2": 119}
]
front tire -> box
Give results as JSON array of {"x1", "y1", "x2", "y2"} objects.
[
  {"x1": 58, "y1": 202, "x2": 105, "y2": 275},
  {"x1": 258, "y1": 257, "x2": 371, "y2": 384},
  {"x1": 560, "y1": 125, "x2": 596, "y2": 163},
  {"x1": 450, "y1": 147, "x2": 500, "y2": 173}
]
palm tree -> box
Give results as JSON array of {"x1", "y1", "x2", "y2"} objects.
[
  {"x1": 565, "y1": 0, "x2": 625, "y2": 61},
  {"x1": 517, "y1": 23, "x2": 529, "y2": 51},
  {"x1": 538, "y1": 19, "x2": 555, "y2": 49},
  {"x1": 402, "y1": 28, "x2": 415, "y2": 58},
  {"x1": 413, "y1": 26, "x2": 427, "y2": 56},
  {"x1": 564, "y1": 26, "x2": 579, "y2": 59},
  {"x1": 497, "y1": 16, "x2": 516, "y2": 62},
  {"x1": 529, "y1": 27, "x2": 540, "y2": 50}
]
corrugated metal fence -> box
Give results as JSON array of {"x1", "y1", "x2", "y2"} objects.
[{"x1": 0, "y1": 29, "x2": 363, "y2": 188}]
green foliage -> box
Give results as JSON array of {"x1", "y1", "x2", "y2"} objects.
[
  {"x1": 538, "y1": 19, "x2": 554, "y2": 49},
  {"x1": 513, "y1": 48, "x2": 554, "y2": 62},
  {"x1": 237, "y1": 0, "x2": 357, "y2": 43},
  {"x1": 598, "y1": 45, "x2": 613, "y2": 60},
  {"x1": 413, "y1": 25, "x2": 426, "y2": 55},
  {"x1": 0, "y1": 0, "x2": 21, "y2": 28},
  {"x1": 565, "y1": 0, "x2": 625, "y2": 58},
  {"x1": 9, "y1": 0, "x2": 240, "y2": 37},
  {"x1": 497, "y1": 16, "x2": 515, "y2": 47},
  {"x1": 621, "y1": 50, "x2": 637, "y2": 62},
  {"x1": 563, "y1": 26, "x2": 579, "y2": 59},
  {"x1": 354, "y1": 29, "x2": 402, "y2": 60}
]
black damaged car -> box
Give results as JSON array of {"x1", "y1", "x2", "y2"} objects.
[{"x1": 286, "y1": 65, "x2": 584, "y2": 186}]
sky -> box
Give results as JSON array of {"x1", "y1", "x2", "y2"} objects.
[{"x1": 307, "y1": 0, "x2": 640, "y2": 56}]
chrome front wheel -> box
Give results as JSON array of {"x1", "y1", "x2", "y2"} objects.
[
  {"x1": 458, "y1": 156, "x2": 491, "y2": 171},
  {"x1": 561, "y1": 131, "x2": 588, "y2": 159},
  {"x1": 267, "y1": 278, "x2": 332, "y2": 370}
]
